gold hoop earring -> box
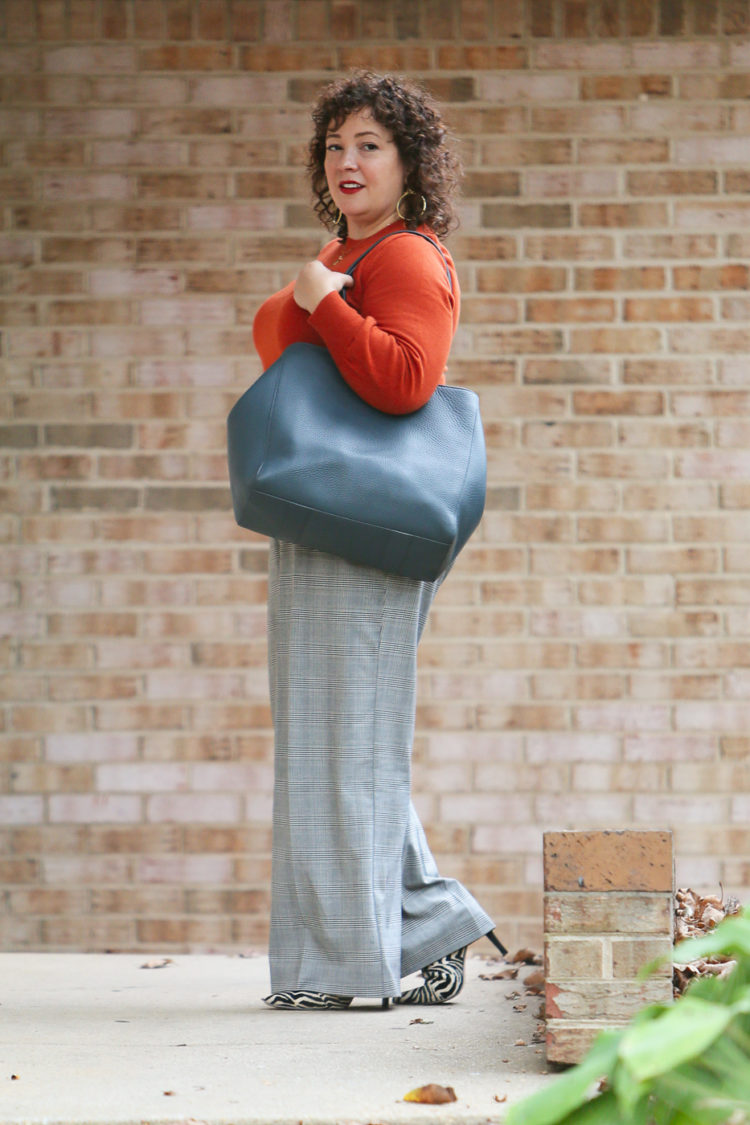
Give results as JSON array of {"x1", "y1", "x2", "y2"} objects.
[
  {"x1": 334, "y1": 208, "x2": 342, "y2": 225},
  {"x1": 396, "y1": 190, "x2": 427, "y2": 221}
]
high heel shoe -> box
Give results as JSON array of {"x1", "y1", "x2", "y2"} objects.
[
  {"x1": 262, "y1": 990, "x2": 353, "y2": 1010},
  {"x1": 264, "y1": 991, "x2": 392, "y2": 1010},
  {"x1": 393, "y1": 929, "x2": 508, "y2": 1006}
]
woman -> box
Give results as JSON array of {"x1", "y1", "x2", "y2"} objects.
[{"x1": 252, "y1": 71, "x2": 504, "y2": 1011}]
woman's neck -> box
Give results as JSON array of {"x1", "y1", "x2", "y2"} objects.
[{"x1": 346, "y1": 211, "x2": 401, "y2": 241}]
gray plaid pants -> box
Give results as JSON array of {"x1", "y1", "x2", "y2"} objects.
[{"x1": 267, "y1": 540, "x2": 493, "y2": 998}]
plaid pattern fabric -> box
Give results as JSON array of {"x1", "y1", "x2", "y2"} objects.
[{"x1": 266, "y1": 541, "x2": 493, "y2": 998}]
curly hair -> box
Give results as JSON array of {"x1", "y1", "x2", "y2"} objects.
[{"x1": 307, "y1": 71, "x2": 462, "y2": 240}]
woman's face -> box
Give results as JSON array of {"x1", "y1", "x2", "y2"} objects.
[{"x1": 324, "y1": 108, "x2": 406, "y2": 240}]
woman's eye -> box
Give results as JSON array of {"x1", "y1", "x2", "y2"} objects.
[{"x1": 326, "y1": 143, "x2": 341, "y2": 152}]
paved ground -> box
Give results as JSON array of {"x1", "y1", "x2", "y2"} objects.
[{"x1": 0, "y1": 951, "x2": 555, "y2": 1125}]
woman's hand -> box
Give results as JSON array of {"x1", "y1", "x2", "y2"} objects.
[{"x1": 293, "y1": 261, "x2": 354, "y2": 314}]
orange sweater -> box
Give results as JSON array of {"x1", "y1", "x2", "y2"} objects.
[{"x1": 252, "y1": 220, "x2": 460, "y2": 415}]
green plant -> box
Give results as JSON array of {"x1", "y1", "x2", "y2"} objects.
[{"x1": 506, "y1": 908, "x2": 750, "y2": 1125}]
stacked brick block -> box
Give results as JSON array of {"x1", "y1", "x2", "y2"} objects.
[
  {"x1": 1, "y1": 0, "x2": 750, "y2": 952},
  {"x1": 544, "y1": 830, "x2": 674, "y2": 1064}
]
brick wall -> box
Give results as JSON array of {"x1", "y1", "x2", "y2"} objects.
[{"x1": 2, "y1": 0, "x2": 749, "y2": 954}]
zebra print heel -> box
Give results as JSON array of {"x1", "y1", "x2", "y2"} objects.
[
  {"x1": 393, "y1": 929, "x2": 508, "y2": 1006},
  {"x1": 392, "y1": 947, "x2": 467, "y2": 1006},
  {"x1": 262, "y1": 990, "x2": 353, "y2": 1010}
]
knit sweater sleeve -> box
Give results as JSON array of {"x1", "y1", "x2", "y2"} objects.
[{"x1": 307, "y1": 231, "x2": 458, "y2": 415}]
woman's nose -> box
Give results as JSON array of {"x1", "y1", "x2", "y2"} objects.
[{"x1": 341, "y1": 146, "x2": 358, "y2": 168}]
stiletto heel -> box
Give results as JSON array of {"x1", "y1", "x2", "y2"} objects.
[
  {"x1": 382, "y1": 997, "x2": 390, "y2": 1009},
  {"x1": 486, "y1": 929, "x2": 508, "y2": 957}
]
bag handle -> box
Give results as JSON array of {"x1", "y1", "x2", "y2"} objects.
[{"x1": 340, "y1": 229, "x2": 453, "y2": 298}]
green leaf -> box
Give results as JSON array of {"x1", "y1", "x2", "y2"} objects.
[
  {"x1": 505, "y1": 1031, "x2": 622, "y2": 1125},
  {"x1": 652, "y1": 1064, "x2": 739, "y2": 1124},
  {"x1": 611, "y1": 1054, "x2": 648, "y2": 1116},
  {"x1": 508, "y1": 909, "x2": 750, "y2": 1125},
  {"x1": 694, "y1": 1030, "x2": 750, "y2": 1102},
  {"x1": 619, "y1": 997, "x2": 733, "y2": 1082},
  {"x1": 557, "y1": 1088, "x2": 629, "y2": 1125}
]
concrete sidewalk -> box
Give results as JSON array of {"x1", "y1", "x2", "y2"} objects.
[{"x1": 0, "y1": 951, "x2": 554, "y2": 1125}]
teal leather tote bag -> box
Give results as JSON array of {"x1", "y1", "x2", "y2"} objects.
[{"x1": 226, "y1": 232, "x2": 486, "y2": 581}]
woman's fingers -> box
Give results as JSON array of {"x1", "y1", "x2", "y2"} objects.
[{"x1": 294, "y1": 261, "x2": 353, "y2": 312}]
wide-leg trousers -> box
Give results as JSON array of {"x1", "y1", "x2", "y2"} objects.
[{"x1": 267, "y1": 540, "x2": 493, "y2": 998}]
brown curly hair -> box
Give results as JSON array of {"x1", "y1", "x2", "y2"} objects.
[{"x1": 307, "y1": 71, "x2": 462, "y2": 240}]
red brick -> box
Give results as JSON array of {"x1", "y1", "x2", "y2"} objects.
[
  {"x1": 437, "y1": 45, "x2": 526, "y2": 68},
  {"x1": 574, "y1": 267, "x2": 664, "y2": 292},
  {"x1": 524, "y1": 420, "x2": 613, "y2": 448},
  {"x1": 460, "y1": 297, "x2": 519, "y2": 324},
  {"x1": 479, "y1": 71, "x2": 579, "y2": 103},
  {"x1": 544, "y1": 831, "x2": 673, "y2": 892},
  {"x1": 531, "y1": 106, "x2": 627, "y2": 137},
  {"x1": 523, "y1": 358, "x2": 613, "y2": 384},
  {"x1": 569, "y1": 327, "x2": 663, "y2": 354},
  {"x1": 582, "y1": 75, "x2": 670, "y2": 101},
  {"x1": 525, "y1": 233, "x2": 615, "y2": 260},
  {"x1": 450, "y1": 107, "x2": 525, "y2": 137},
  {"x1": 676, "y1": 200, "x2": 750, "y2": 230},
  {"x1": 634, "y1": 40, "x2": 720, "y2": 68},
  {"x1": 546, "y1": 979, "x2": 668, "y2": 1021},
  {"x1": 43, "y1": 44, "x2": 136, "y2": 72},
  {"x1": 579, "y1": 203, "x2": 669, "y2": 228},
  {"x1": 462, "y1": 170, "x2": 520, "y2": 197},
  {"x1": 545, "y1": 936, "x2": 606, "y2": 978},
  {"x1": 140, "y1": 45, "x2": 232, "y2": 70},
  {"x1": 239, "y1": 44, "x2": 337, "y2": 69},
  {"x1": 528, "y1": 169, "x2": 620, "y2": 201},
  {"x1": 612, "y1": 937, "x2": 673, "y2": 978},
  {"x1": 674, "y1": 264, "x2": 749, "y2": 291},
  {"x1": 482, "y1": 202, "x2": 572, "y2": 230},
  {"x1": 548, "y1": 1030, "x2": 607, "y2": 1062},
  {"x1": 573, "y1": 390, "x2": 664, "y2": 415},
  {"x1": 527, "y1": 297, "x2": 616, "y2": 323},
  {"x1": 476, "y1": 266, "x2": 564, "y2": 294},
  {"x1": 579, "y1": 139, "x2": 669, "y2": 165}
]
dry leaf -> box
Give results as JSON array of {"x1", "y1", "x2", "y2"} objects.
[
  {"x1": 404, "y1": 1084, "x2": 457, "y2": 1104},
  {"x1": 479, "y1": 967, "x2": 518, "y2": 980},
  {"x1": 494, "y1": 1094, "x2": 508, "y2": 1103},
  {"x1": 141, "y1": 958, "x2": 174, "y2": 970},
  {"x1": 514, "y1": 1039, "x2": 527, "y2": 1047},
  {"x1": 673, "y1": 886, "x2": 742, "y2": 996},
  {"x1": 523, "y1": 969, "x2": 545, "y2": 994},
  {"x1": 511, "y1": 947, "x2": 540, "y2": 964},
  {"x1": 409, "y1": 1018, "x2": 434, "y2": 1025},
  {"x1": 513, "y1": 1002, "x2": 527, "y2": 1011},
  {"x1": 163, "y1": 1090, "x2": 176, "y2": 1096}
]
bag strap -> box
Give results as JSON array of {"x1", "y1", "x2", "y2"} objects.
[{"x1": 340, "y1": 229, "x2": 453, "y2": 297}]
